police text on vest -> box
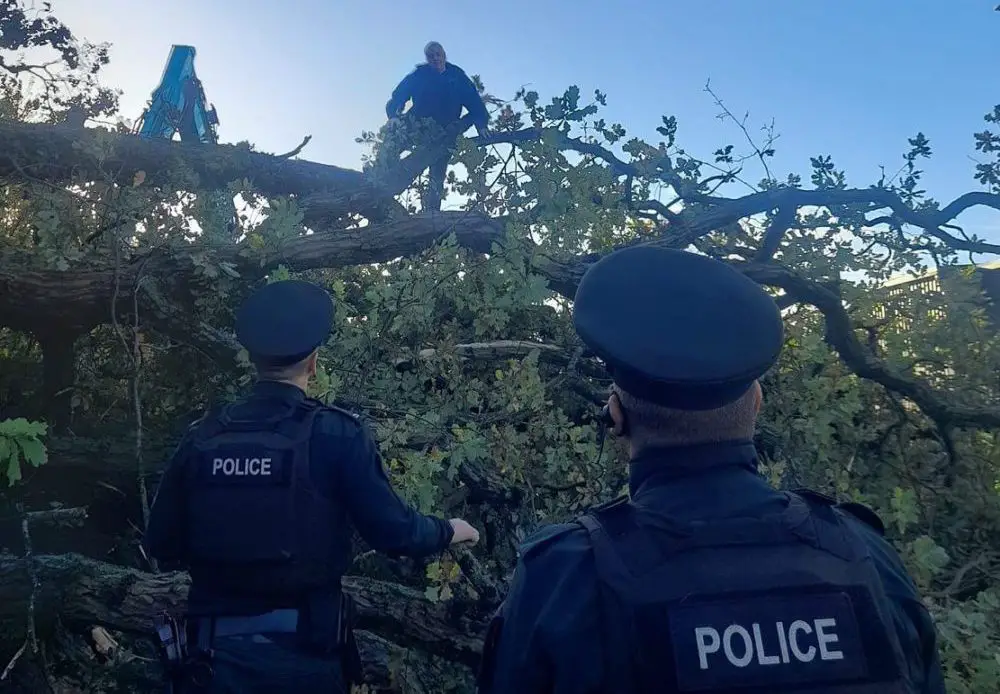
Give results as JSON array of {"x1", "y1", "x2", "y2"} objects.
[
  {"x1": 669, "y1": 592, "x2": 867, "y2": 689},
  {"x1": 212, "y1": 457, "x2": 273, "y2": 476},
  {"x1": 694, "y1": 619, "x2": 843, "y2": 670}
]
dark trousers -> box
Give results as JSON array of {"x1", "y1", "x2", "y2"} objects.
[
  {"x1": 174, "y1": 634, "x2": 348, "y2": 694},
  {"x1": 374, "y1": 115, "x2": 457, "y2": 211},
  {"x1": 425, "y1": 146, "x2": 452, "y2": 211}
]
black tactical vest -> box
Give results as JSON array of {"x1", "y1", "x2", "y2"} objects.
[
  {"x1": 182, "y1": 398, "x2": 338, "y2": 598},
  {"x1": 577, "y1": 490, "x2": 913, "y2": 693}
]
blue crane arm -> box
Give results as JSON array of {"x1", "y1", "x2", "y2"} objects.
[{"x1": 137, "y1": 45, "x2": 219, "y2": 144}]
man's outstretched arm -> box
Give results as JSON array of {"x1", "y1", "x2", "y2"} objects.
[{"x1": 329, "y1": 416, "x2": 454, "y2": 557}]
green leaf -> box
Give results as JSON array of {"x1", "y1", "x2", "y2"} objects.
[
  {"x1": 0, "y1": 417, "x2": 47, "y2": 438},
  {"x1": 6, "y1": 452, "x2": 21, "y2": 486},
  {"x1": 17, "y1": 437, "x2": 47, "y2": 468},
  {"x1": 911, "y1": 535, "x2": 949, "y2": 578},
  {"x1": 890, "y1": 487, "x2": 919, "y2": 535}
]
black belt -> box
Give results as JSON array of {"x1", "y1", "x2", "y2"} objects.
[
  {"x1": 191, "y1": 603, "x2": 361, "y2": 682},
  {"x1": 198, "y1": 608, "x2": 300, "y2": 641}
]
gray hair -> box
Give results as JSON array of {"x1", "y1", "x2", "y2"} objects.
[
  {"x1": 254, "y1": 350, "x2": 316, "y2": 381},
  {"x1": 612, "y1": 382, "x2": 759, "y2": 450}
]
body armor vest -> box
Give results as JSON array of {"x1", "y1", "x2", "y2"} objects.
[
  {"x1": 578, "y1": 490, "x2": 913, "y2": 693},
  {"x1": 183, "y1": 398, "x2": 338, "y2": 599}
]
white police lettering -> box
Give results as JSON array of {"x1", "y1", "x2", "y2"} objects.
[
  {"x1": 722, "y1": 625, "x2": 753, "y2": 667},
  {"x1": 694, "y1": 619, "x2": 843, "y2": 670},
  {"x1": 815, "y1": 618, "x2": 844, "y2": 661},
  {"x1": 211, "y1": 457, "x2": 273, "y2": 476}
]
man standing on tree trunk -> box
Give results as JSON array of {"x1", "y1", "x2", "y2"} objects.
[
  {"x1": 477, "y1": 247, "x2": 945, "y2": 694},
  {"x1": 145, "y1": 278, "x2": 480, "y2": 693},
  {"x1": 379, "y1": 41, "x2": 491, "y2": 211}
]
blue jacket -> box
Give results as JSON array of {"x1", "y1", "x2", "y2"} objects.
[
  {"x1": 386, "y1": 62, "x2": 488, "y2": 131},
  {"x1": 477, "y1": 441, "x2": 945, "y2": 694}
]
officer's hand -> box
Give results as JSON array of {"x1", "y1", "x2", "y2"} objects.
[{"x1": 449, "y1": 518, "x2": 480, "y2": 546}]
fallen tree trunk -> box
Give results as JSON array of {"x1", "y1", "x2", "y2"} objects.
[
  {"x1": 0, "y1": 211, "x2": 507, "y2": 338},
  {"x1": 356, "y1": 630, "x2": 470, "y2": 693},
  {"x1": 0, "y1": 553, "x2": 488, "y2": 687},
  {"x1": 0, "y1": 120, "x2": 402, "y2": 223}
]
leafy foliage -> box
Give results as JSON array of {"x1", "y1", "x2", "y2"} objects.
[
  {"x1": 0, "y1": 1, "x2": 118, "y2": 123},
  {"x1": 0, "y1": 2, "x2": 998, "y2": 691},
  {"x1": 0, "y1": 417, "x2": 47, "y2": 485}
]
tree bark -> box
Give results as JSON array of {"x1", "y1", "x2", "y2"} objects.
[
  {"x1": 0, "y1": 211, "x2": 506, "y2": 340},
  {"x1": 0, "y1": 553, "x2": 486, "y2": 688},
  {"x1": 0, "y1": 120, "x2": 401, "y2": 223}
]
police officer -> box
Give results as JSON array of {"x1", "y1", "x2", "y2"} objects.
[
  {"x1": 477, "y1": 246, "x2": 945, "y2": 693},
  {"x1": 382, "y1": 41, "x2": 491, "y2": 211},
  {"x1": 145, "y1": 279, "x2": 480, "y2": 693}
]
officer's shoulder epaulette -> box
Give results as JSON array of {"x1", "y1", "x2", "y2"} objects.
[
  {"x1": 309, "y1": 398, "x2": 361, "y2": 422},
  {"x1": 184, "y1": 410, "x2": 211, "y2": 433},
  {"x1": 835, "y1": 501, "x2": 886, "y2": 536},
  {"x1": 518, "y1": 522, "x2": 581, "y2": 563},
  {"x1": 791, "y1": 488, "x2": 886, "y2": 536},
  {"x1": 790, "y1": 487, "x2": 838, "y2": 507},
  {"x1": 589, "y1": 493, "x2": 630, "y2": 515},
  {"x1": 326, "y1": 404, "x2": 360, "y2": 421}
]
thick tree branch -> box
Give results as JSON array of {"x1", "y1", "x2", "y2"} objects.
[
  {"x1": 755, "y1": 206, "x2": 797, "y2": 261},
  {"x1": 357, "y1": 630, "x2": 470, "y2": 694},
  {"x1": 0, "y1": 120, "x2": 402, "y2": 222},
  {"x1": 0, "y1": 553, "x2": 487, "y2": 669},
  {"x1": 5, "y1": 118, "x2": 995, "y2": 259},
  {"x1": 740, "y1": 262, "x2": 1000, "y2": 429},
  {"x1": 0, "y1": 211, "x2": 504, "y2": 340}
]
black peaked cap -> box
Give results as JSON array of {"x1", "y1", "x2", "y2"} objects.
[
  {"x1": 235, "y1": 279, "x2": 334, "y2": 367},
  {"x1": 573, "y1": 246, "x2": 784, "y2": 410}
]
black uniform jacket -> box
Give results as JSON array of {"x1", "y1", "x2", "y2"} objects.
[
  {"x1": 477, "y1": 441, "x2": 945, "y2": 694},
  {"x1": 146, "y1": 380, "x2": 454, "y2": 609}
]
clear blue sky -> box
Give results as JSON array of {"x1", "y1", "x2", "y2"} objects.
[{"x1": 53, "y1": 0, "x2": 1000, "y2": 243}]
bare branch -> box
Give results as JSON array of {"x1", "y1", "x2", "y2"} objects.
[{"x1": 274, "y1": 134, "x2": 312, "y2": 159}]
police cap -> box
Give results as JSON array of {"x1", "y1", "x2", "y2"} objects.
[
  {"x1": 573, "y1": 246, "x2": 783, "y2": 410},
  {"x1": 235, "y1": 279, "x2": 334, "y2": 367}
]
